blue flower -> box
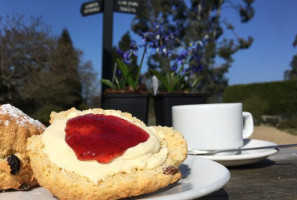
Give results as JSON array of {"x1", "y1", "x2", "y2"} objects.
[
  {"x1": 190, "y1": 64, "x2": 203, "y2": 73},
  {"x1": 117, "y1": 40, "x2": 139, "y2": 64},
  {"x1": 122, "y1": 49, "x2": 138, "y2": 64},
  {"x1": 141, "y1": 22, "x2": 177, "y2": 56},
  {"x1": 202, "y1": 35, "x2": 209, "y2": 44},
  {"x1": 116, "y1": 69, "x2": 122, "y2": 76},
  {"x1": 171, "y1": 64, "x2": 178, "y2": 72},
  {"x1": 164, "y1": 31, "x2": 177, "y2": 41},
  {"x1": 175, "y1": 50, "x2": 189, "y2": 64},
  {"x1": 129, "y1": 40, "x2": 138, "y2": 50},
  {"x1": 155, "y1": 46, "x2": 172, "y2": 56},
  {"x1": 116, "y1": 49, "x2": 124, "y2": 55}
]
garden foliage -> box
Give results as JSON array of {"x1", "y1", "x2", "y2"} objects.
[{"x1": 223, "y1": 80, "x2": 297, "y2": 122}]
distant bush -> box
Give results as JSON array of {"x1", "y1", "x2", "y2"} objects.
[
  {"x1": 277, "y1": 118, "x2": 297, "y2": 135},
  {"x1": 278, "y1": 118, "x2": 297, "y2": 129},
  {"x1": 242, "y1": 96, "x2": 269, "y2": 124},
  {"x1": 223, "y1": 80, "x2": 297, "y2": 123},
  {"x1": 31, "y1": 104, "x2": 64, "y2": 126}
]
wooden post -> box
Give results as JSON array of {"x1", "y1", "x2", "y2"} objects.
[
  {"x1": 102, "y1": 0, "x2": 114, "y2": 97},
  {"x1": 80, "y1": 0, "x2": 142, "y2": 100}
]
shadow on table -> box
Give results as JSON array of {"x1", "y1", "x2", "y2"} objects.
[
  {"x1": 198, "y1": 188, "x2": 229, "y2": 200},
  {"x1": 228, "y1": 158, "x2": 276, "y2": 170}
]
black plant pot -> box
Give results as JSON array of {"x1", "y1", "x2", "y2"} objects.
[
  {"x1": 153, "y1": 93, "x2": 206, "y2": 127},
  {"x1": 102, "y1": 93, "x2": 150, "y2": 124}
]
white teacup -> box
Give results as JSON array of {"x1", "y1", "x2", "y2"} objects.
[{"x1": 172, "y1": 103, "x2": 254, "y2": 152}]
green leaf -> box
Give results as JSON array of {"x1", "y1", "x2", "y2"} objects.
[
  {"x1": 171, "y1": 72, "x2": 180, "y2": 89},
  {"x1": 172, "y1": 72, "x2": 188, "y2": 91},
  {"x1": 165, "y1": 73, "x2": 174, "y2": 92},
  {"x1": 117, "y1": 59, "x2": 129, "y2": 77},
  {"x1": 114, "y1": 77, "x2": 122, "y2": 90},
  {"x1": 191, "y1": 77, "x2": 201, "y2": 88},
  {"x1": 101, "y1": 79, "x2": 114, "y2": 89},
  {"x1": 127, "y1": 75, "x2": 137, "y2": 89}
]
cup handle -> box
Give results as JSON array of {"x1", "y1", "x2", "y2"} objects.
[{"x1": 242, "y1": 112, "x2": 254, "y2": 139}]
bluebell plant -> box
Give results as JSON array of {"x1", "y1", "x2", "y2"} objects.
[
  {"x1": 101, "y1": 39, "x2": 147, "y2": 91},
  {"x1": 147, "y1": 22, "x2": 209, "y2": 93},
  {"x1": 102, "y1": 22, "x2": 208, "y2": 93}
]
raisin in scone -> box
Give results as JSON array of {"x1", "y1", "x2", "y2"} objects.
[
  {"x1": 0, "y1": 104, "x2": 45, "y2": 190},
  {"x1": 27, "y1": 108, "x2": 187, "y2": 200}
]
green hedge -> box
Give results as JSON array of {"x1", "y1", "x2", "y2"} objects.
[{"x1": 223, "y1": 80, "x2": 297, "y2": 121}]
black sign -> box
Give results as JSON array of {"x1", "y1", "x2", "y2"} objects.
[
  {"x1": 80, "y1": 0, "x2": 103, "y2": 16},
  {"x1": 80, "y1": 0, "x2": 141, "y2": 96},
  {"x1": 114, "y1": 0, "x2": 142, "y2": 14}
]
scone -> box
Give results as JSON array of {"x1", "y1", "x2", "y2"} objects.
[
  {"x1": 27, "y1": 108, "x2": 187, "y2": 200},
  {"x1": 0, "y1": 104, "x2": 45, "y2": 190}
]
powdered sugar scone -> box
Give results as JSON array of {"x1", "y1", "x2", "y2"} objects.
[
  {"x1": 27, "y1": 108, "x2": 187, "y2": 200},
  {"x1": 0, "y1": 104, "x2": 45, "y2": 190}
]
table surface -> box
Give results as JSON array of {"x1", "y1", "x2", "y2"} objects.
[
  {"x1": 1, "y1": 149, "x2": 295, "y2": 200},
  {"x1": 199, "y1": 148, "x2": 297, "y2": 200}
]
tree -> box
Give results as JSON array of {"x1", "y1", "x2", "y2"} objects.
[
  {"x1": 78, "y1": 60, "x2": 100, "y2": 106},
  {"x1": 131, "y1": 0, "x2": 254, "y2": 101},
  {"x1": 284, "y1": 34, "x2": 297, "y2": 80},
  {"x1": 0, "y1": 14, "x2": 55, "y2": 110},
  {"x1": 0, "y1": 15, "x2": 98, "y2": 120},
  {"x1": 18, "y1": 28, "x2": 83, "y2": 112},
  {"x1": 47, "y1": 28, "x2": 83, "y2": 108}
]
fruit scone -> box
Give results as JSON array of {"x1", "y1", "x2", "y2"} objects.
[
  {"x1": 27, "y1": 107, "x2": 187, "y2": 200},
  {"x1": 0, "y1": 104, "x2": 45, "y2": 190}
]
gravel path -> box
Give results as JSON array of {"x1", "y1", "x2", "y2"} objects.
[{"x1": 250, "y1": 125, "x2": 297, "y2": 147}]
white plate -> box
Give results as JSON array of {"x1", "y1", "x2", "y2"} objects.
[
  {"x1": 0, "y1": 157, "x2": 230, "y2": 200},
  {"x1": 195, "y1": 139, "x2": 279, "y2": 166}
]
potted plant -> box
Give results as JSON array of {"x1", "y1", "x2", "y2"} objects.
[
  {"x1": 101, "y1": 40, "x2": 150, "y2": 123},
  {"x1": 143, "y1": 23, "x2": 209, "y2": 126}
]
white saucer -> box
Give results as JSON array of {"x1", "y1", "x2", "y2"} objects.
[
  {"x1": 193, "y1": 139, "x2": 279, "y2": 167},
  {"x1": 0, "y1": 157, "x2": 230, "y2": 200}
]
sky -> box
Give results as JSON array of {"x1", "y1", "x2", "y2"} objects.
[{"x1": 1, "y1": 0, "x2": 296, "y2": 87}]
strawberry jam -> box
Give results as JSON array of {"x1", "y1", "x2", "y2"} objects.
[{"x1": 65, "y1": 114, "x2": 149, "y2": 163}]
